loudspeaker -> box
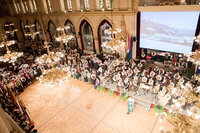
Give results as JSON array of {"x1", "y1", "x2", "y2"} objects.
[{"x1": 133, "y1": 37, "x2": 137, "y2": 42}]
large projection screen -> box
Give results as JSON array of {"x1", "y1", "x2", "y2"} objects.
[{"x1": 140, "y1": 11, "x2": 199, "y2": 54}]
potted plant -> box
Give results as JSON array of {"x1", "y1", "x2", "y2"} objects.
[
  {"x1": 153, "y1": 105, "x2": 165, "y2": 114},
  {"x1": 119, "y1": 92, "x2": 129, "y2": 101},
  {"x1": 107, "y1": 88, "x2": 115, "y2": 96}
]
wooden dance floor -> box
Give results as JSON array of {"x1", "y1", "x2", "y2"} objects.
[{"x1": 19, "y1": 78, "x2": 173, "y2": 133}]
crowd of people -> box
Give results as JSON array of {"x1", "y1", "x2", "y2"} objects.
[
  {"x1": 62, "y1": 48, "x2": 200, "y2": 108},
  {"x1": 1, "y1": 44, "x2": 200, "y2": 132},
  {"x1": 0, "y1": 53, "x2": 42, "y2": 132}
]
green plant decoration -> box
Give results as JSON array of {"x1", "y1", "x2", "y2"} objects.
[
  {"x1": 107, "y1": 88, "x2": 115, "y2": 96},
  {"x1": 100, "y1": 86, "x2": 105, "y2": 91},
  {"x1": 97, "y1": 86, "x2": 101, "y2": 92},
  {"x1": 167, "y1": 111, "x2": 178, "y2": 118},
  {"x1": 153, "y1": 105, "x2": 165, "y2": 114},
  {"x1": 97, "y1": 86, "x2": 105, "y2": 92},
  {"x1": 119, "y1": 92, "x2": 129, "y2": 101}
]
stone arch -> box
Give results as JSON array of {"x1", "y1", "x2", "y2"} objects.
[
  {"x1": 97, "y1": 19, "x2": 112, "y2": 53},
  {"x1": 79, "y1": 19, "x2": 95, "y2": 51},
  {"x1": 64, "y1": 19, "x2": 78, "y2": 49},
  {"x1": 76, "y1": 15, "x2": 95, "y2": 34},
  {"x1": 34, "y1": 19, "x2": 43, "y2": 40},
  {"x1": 19, "y1": 19, "x2": 26, "y2": 40},
  {"x1": 47, "y1": 20, "x2": 56, "y2": 42},
  {"x1": 4, "y1": 22, "x2": 18, "y2": 41}
]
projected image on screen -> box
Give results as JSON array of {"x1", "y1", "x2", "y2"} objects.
[{"x1": 140, "y1": 11, "x2": 199, "y2": 54}]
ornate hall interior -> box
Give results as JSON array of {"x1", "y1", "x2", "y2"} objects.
[{"x1": 0, "y1": 0, "x2": 200, "y2": 133}]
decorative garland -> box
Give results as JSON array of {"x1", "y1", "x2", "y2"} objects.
[{"x1": 96, "y1": 86, "x2": 129, "y2": 101}]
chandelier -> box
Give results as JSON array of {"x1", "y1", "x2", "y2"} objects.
[
  {"x1": 185, "y1": 50, "x2": 200, "y2": 64},
  {"x1": 5, "y1": 23, "x2": 18, "y2": 36},
  {"x1": 36, "y1": 41, "x2": 67, "y2": 87},
  {"x1": 185, "y1": 33, "x2": 200, "y2": 64},
  {"x1": 103, "y1": 27, "x2": 125, "y2": 50},
  {"x1": 56, "y1": 26, "x2": 74, "y2": 44},
  {"x1": 0, "y1": 35, "x2": 23, "y2": 64},
  {"x1": 103, "y1": 11, "x2": 125, "y2": 51},
  {"x1": 24, "y1": 24, "x2": 39, "y2": 40}
]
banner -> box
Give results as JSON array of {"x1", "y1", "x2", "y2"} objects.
[{"x1": 129, "y1": 36, "x2": 133, "y2": 59}]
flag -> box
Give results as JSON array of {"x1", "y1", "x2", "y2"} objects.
[
  {"x1": 127, "y1": 34, "x2": 131, "y2": 52},
  {"x1": 129, "y1": 36, "x2": 133, "y2": 59}
]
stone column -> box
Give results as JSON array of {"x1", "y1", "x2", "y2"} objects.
[
  {"x1": 128, "y1": 0, "x2": 133, "y2": 11},
  {"x1": 5, "y1": 0, "x2": 16, "y2": 16},
  {"x1": 19, "y1": 0, "x2": 26, "y2": 14},
  {"x1": 77, "y1": 34, "x2": 82, "y2": 50},
  {"x1": 27, "y1": 0, "x2": 34, "y2": 13},
  {"x1": 94, "y1": 36, "x2": 99, "y2": 54},
  {"x1": 113, "y1": 0, "x2": 119, "y2": 11},
  {"x1": 133, "y1": 0, "x2": 138, "y2": 12},
  {"x1": 51, "y1": 0, "x2": 62, "y2": 13},
  {"x1": 103, "y1": 0, "x2": 107, "y2": 10},
  {"x1": 14, "y1": 20, "x2": 24, "y2": 43},
  {"x1": 89, "y1": 0, "x2": 96, "y2": 11},
  {"x1": 35, "y1": 0, "x2": 47, "y2": 13},
  {"x1": 59, "y1": 0, "x2": 66, "y2": 12},
  {"x1": 12, "y1": 0, "x2": 19, "y2": 15},
  {"x1": 95, "y1": 0, "x2": 100, "y2": 11},
  {"x1": 82, "y1": 0, "x2": 86, "y2": 11},
  {"x1": 71, "y1": 0, "x2": 79, "y2": 12},
  {"x1": 119, "y1": 0, "x2": 128, "y2": 11}
]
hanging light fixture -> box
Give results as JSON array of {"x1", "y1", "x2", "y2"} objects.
[
  {"x1": 5, "y1": 23, "x2": 18, "y2": 36},
  {"x1": 24, "y1": 24, "x2": 39, "y2": 40},
  {"x1": 0, "y1": 35, "x2": 23, "y2": 64},
  {"x1": 56, "y1": 26, "x2": 74, "y2": 44},
  {"x1": 36, "y1": 41, "x2": 67, "y2": 87},
  {"x1": 185, "y1": 33, "x2": 200, "y2": 64},
  {"x1": 103, "y1": 9, "x2": 125, "y2": 51}
]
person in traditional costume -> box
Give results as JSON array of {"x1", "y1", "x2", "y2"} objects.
[
  {"x1": 84, "y1": 70, "x2": 89, "y2": 82},
  {"x1": 133, "y1": 75, "x2": 139, "y2": 86},
  {"x1": 141, "y1": 52, "x2": 146, "y2": 59},
  {"x1": 178, "y1": 77, "x2": 185, "y2": 85},
  {"x1": 111, "y1": 74, "x2": 116, "y2": 83},
  {"x1": 117, "y1": 79, "x2": 124, "y2": 92},
  {"x1": 131, "y1": 61, "x2": 136, "y2": 68},
  {"x1": 124, "y1": 77, "x2": 129, "y2": 86},
  {"x1": 154, "y1": 66, "x2": 159, "y2": 73},
  {"x1": 174, "y1": 72, "x2": 180, "y2": 81},
  {"x1": 134, "y1": 67, "x2": 140, "y2": 75},
  {"x1": 138, "y1": 62, "x2": 143, "y2": 70},
  {"x1": 148, "y1": 77, "x2": 154, "y2": 86},
  {"x1": 122, "y1": 65, "x2": 127, "y2": 70},
  {"x1": 121, "y1": 69, "x2": 127, "y2": 79},
  {"x1": 156, "y1": 74, "x2": 162, "y2": 82},
  {"x1": 104, "y1": 70, "x2": 109, "y2": 77},
  {"x1": 141, "y1": 69, "x2": 147, "y2": 77},
  {"x1": 91, "y1": 72, "x2": 96, "y2": 85},
  {"x1": 142, "y1": 76, "x2": 148, "y2": 84},
  {"x1": 150, "y1": 70, "x2": 155, "y2": 78},
  {"x1": 127, "y1": 68, "x2": 133, "y2": 77},
  {"x1": 159, "y1": 68, "x2": 165, "y2": 75}
]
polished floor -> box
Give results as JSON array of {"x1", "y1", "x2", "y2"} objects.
[{"x1": 19, "y1": 78, "x2": 173, "y2": 133}]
